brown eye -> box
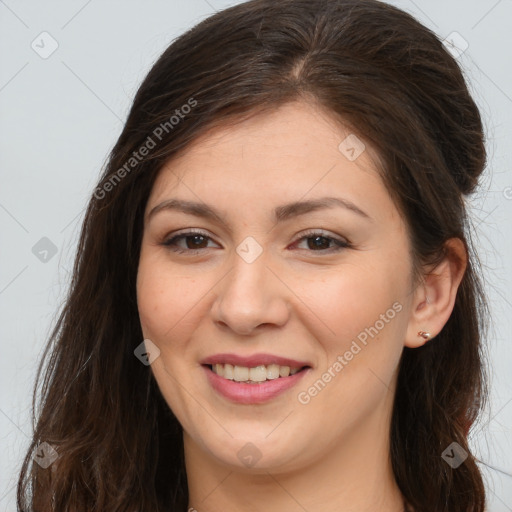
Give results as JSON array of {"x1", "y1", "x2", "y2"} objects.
[
  {"x1": 293, "y1": 230, "x2": 350, "y2": 253},
  {"x1": 184, "y1": 234, "x2": 209, "y2": 249},
  {"x1": 306, "y1": 235, "x2": 332, "y2": 250},
  {"x1": 162, "y1": 230, "x2": 219, "y2": 253}
]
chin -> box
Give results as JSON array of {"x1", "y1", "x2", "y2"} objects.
[{"x1": 200, "y1": 429, "x2": 309, "y2": 473}]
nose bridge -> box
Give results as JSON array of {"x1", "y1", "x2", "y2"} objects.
[
  {"x1": 228, "y1": 249, "x2": 269, "y2": 299},
  {"x1": 212, "y1": 245, "x2": 289, "y2": 334}
]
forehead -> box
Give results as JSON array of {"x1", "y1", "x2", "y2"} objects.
[{"x1": 146, "y1": 101, "x2": 394, "y2": 223}]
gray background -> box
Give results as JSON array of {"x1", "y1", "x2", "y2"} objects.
[{"x1": 0, "y1": 0, "x2": 511, "y2": 510}]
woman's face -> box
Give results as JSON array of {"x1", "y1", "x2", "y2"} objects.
[{"x1": 136, "y1": 100, "x2": 417, "y2": 473}]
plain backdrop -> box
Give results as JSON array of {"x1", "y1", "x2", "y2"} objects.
[{"x1": 1, "y1": 0, "x2": 511, "y2": 510}]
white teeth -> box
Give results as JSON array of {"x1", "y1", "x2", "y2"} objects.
[
  {"x1": 223, "y1": 363, "x2": 234, "y2": 380},
  {"x1": 249, "y1": 365, "x2": 267, "y2": 382},
  {"x1": 266, "y1": 364, "x2": 280, "y2": 380},
  {"x1": 279, "y1": 366, "x2": 290, "y2": 377},
  {"x1": 210, "y1": 363, "x2": 305, "y2": 382},
  {"x1": 233, "y1": 366, "x2": 249, "y2": 382}
]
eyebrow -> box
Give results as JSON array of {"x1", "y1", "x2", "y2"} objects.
[{"x1": 147, "y1": 196, "x2": 372, "y2": 225}]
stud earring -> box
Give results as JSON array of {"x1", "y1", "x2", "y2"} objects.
[{"x1": 417, "y1": 331, "x2": 431, "y2": 340}]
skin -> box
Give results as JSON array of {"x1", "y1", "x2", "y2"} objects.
[{"x1": 136, "y1": 100, "x2": 466, "y2": 512}]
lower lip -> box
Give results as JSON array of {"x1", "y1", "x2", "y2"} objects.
[{"x1": 203, "y1": 365, "x2": 311, "y2": 404}]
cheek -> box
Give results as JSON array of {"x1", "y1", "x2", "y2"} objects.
[
  {"x1": 296, "y1": 260, "x2": 408, "y2": 347},
  {"x1": 136, "y1": 261, "x2": 207, "y2": 405},
  {"x1": 299, "y1": 264, "x2": 410, "y2": 412},
  {"x1": 138, "y1": 287, "x2": 196, "y2": 342},
  {"x1": 295, "y1": 269, "x2": 408, "y2": 415},
  {"x1": 136, "y1": 257, "x2": 206, "y2": 345}
]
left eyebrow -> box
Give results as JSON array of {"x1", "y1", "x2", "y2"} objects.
[
  {"x1": 274, "y1": 196, "x2": 372, "y2": 222},
  {"x1": 146, "y1": 196, "x2": 372, "y2": 227}
]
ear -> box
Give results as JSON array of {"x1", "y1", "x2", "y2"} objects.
[{"x1": 405, "y1": 238, "x2": 467, "y2": 348}]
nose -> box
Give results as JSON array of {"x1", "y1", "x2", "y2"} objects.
[{"x1": 211, "y1": 250, "x2": 290, "y2": 336}]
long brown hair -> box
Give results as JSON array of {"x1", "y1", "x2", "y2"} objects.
[{"x1": 17, "y1": 0, "x2": 491, "y2": 510}]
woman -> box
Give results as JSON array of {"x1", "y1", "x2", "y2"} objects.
[{"x1": 17, "y1": 0, "x2": 491, "y2": 510}]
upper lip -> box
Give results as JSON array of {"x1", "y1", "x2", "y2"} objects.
[{"x1": 200, "y1": 353, "x2": 312, "y2": 368}]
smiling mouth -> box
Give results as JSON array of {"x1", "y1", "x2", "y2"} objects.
[{"x1": 205, "y1": 363, "x2": 310, "y2": 384}]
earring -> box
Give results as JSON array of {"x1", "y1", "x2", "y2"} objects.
[{"x1": 417, "y1": 331, "x2": 431, "y2": 340}]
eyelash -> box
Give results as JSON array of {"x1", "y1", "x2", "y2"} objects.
[{"x1": 161, "y1": 229, "x2": 351, "y2": 255}]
